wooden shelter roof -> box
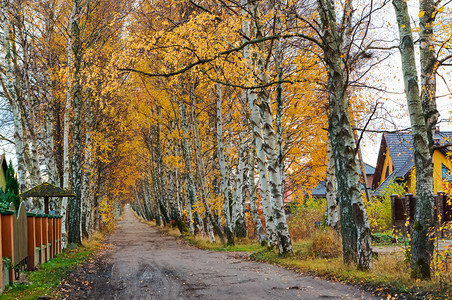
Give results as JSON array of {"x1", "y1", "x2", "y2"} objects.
[{"x1": 19, "y1": 182, "x2": 75, "y2": 198}]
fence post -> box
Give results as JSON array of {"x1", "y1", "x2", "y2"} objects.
[
  {"x1": 35, "y1": 216, "x2": 43, "y2": 265},
  {"x1": 1, "y1": 211, "x2": 15, "y2": 283},
  {"x1": 48, "y1": 216, "x2": 53, "y2": 260},
  {"x1": 42, "y1": 215, "x2": 48, "y2": 262},
  {"x1": 27, "y1": 214, "x2": 36, "y2": 271},
  {"x1": 58, "y1": 217, "x2": 62, "y2": 254},
  {"x1": 391, "y1": 194, "x2": 397, "y2": 234}
]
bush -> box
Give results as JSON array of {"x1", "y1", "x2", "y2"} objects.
[
  {"x1": 307, "y1": 228, "x2": 342, "y2": 258},
  {"x1": 365, "y1": 179, "x2": 406, "y2": 233},
  {"x1": 286, "y1": 198, "x2": 326, "y2": 241}
]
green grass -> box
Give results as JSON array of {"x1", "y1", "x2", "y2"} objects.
[{"x1": 1, "y1": 233, "x2": 104, "y2": 300}]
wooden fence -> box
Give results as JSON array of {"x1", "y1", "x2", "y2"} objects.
[
  {"x1": 391, "y1": 193, "x2": 452, "y2": 234},
  {"x1": 0, "y1": 203, "x2": 62, "y2": 293}
]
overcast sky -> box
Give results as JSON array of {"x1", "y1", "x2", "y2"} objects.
[{"x1": 359, "y1": 0, "x2": 452, "y2": 166}]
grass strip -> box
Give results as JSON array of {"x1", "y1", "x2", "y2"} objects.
[
  {"x1": 148, "y1": 220, "x2": 451, "y2": 299},
  {"x1": 1, "y1": 232, "x2": 105, "y2": 300}
]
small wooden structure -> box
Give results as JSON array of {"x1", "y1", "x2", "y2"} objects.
[
  {"x1": 18, "y1": 182, "x2": 75, "y2": 214},
  {"x1": 391, "y1": 193, "x2": 452, "y2": 235}
]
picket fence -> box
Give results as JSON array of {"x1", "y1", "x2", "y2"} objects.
[{"x1": 0, "y1": 203, "x2": 62, "y2": 292}]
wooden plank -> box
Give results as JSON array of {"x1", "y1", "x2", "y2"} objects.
[
  {"x1": 35, "y1": 217, "x2": 43, "y2": 265},
  {"x1": 48, "y1": 217, "x2": 53, "y2": 259},
  {"x1": 1, "y1": 214, "x2": 15, "y2": 283},
  {"x1": 58, "y1": 218, "x2": 62, "y2": 254},
  {"x1": 42, "y1": 217, "x2": 48, "y2": 262},
  {"x1": 0, "y1": 213, "x2": 3, "y2": 292},
  {"x1": 12, "y1": 203, "x2": 28, "y2": 267},
  {"x1": 27, "y1": 216, "x2": 36, "y2": 271}
]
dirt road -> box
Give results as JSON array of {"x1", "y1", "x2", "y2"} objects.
[{"x1": 57, "y1": 205, "x2": 379, "y2": 299}]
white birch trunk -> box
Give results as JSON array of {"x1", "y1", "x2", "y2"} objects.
[
  {"x1": 215, "y1": 82, "x2": 235, "y2": 245},
  {"x1": 249, "y1": 147, "x2": 266, "y2": 245},
  {"x1": 61, "y1": 1, "x2": 77, "y2": 247},
  {"x1": 317, "y1": 0, "x2": 372, "y2": 270},
  {"x1": 242, "y1": 0, "x2": 277, "y2": 247},
  {"x1": 232, "y1": 137, "x2": 247, "y2": 238},
  {"x1": 259, "y1": 71, "x2": 293, "y2": 255},
  {"x1": 179, "y1": 102, "x2": 196, "y2": 234},
  {"x1": 393, "y1": 0, "x2": 436, "y2": 279},
  {"x1": 325, "y1": 135, "x2": 338, "y2": 228}
]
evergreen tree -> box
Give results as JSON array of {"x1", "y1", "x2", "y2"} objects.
[{"x1": 0, "y1": 161, "x2": 20, "y2": 210}]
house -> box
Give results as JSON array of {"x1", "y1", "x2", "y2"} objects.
[
  {"x1": 372, "y1": 131, "x2": 452, "y2": 195},
  {"x1": 0, "y1": 153, "x2": 7, "y2": 191},
  {"x1": 310, "y1": 162, "x2": 375, "y2": 198}
]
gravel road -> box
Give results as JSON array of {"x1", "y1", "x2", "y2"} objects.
[{"x1": 56, "y1": 205, "x2": 380, "y2": 300}]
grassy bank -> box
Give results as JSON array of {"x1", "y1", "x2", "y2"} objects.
[
  {"x1": 0, "y1": 232, "x2": 105, "y2": 300},
  {"x1": 148, "y1": 220, "x2": 451, "y2": 299}
]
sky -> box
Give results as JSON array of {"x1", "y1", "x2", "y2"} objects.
[{"x1": 358, "y1": 0, "x2": 452, "y2": 167}]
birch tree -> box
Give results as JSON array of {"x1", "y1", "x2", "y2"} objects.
[
  {"x1": 316, "y1": 0, "x2": 372, "y2": 270},
  {"x1": 392, "y1": 0, "x2": 446, "y2": 279}
]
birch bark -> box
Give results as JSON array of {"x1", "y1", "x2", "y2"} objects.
[
  {"x1": 392, "y1": 0, "x2": 437, "y2": 279},
  {"x1": 68, "y1": 0, "x2": 83, "y2": 244},
  {"x1": 192, "y1": 104, "x2": 224, "y2": 242},
  {"x1": 232, "y1": 138, "x2": 248, "y2": 238},
  {"x1": 179, "y1": 101, "x2": 196, "y2": 234},
  {"x1": 61, "y1": 1, "x2": 78, "y2": 246},
  {"x1": 215, "y1": 82, "x2": 235, "y2": 245},
  {"x1": 249, "y1": 147, "x2": 266, "y2": 245},
  {"x1": 317, "y1": 0, "x2": 372, "y2": 270},
  {"x1": 242, "y1": 0, "x2": 277, "y2": 248},
  {"x1": 325, "y1": 135, "x2": 338, "y2": 229}
]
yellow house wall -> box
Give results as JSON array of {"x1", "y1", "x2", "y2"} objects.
[
  {"x1": 400, "y1": 150, "x2": 451, "y2": 196},
  {"x1": 379, "y1": 148, "x2": 394, "y2": 184},
  {"x1": 405, "y1": 172, "x2": 416, "y2": 195},
  {"x1": 0, "y1": 168, "x2": 6, "y2": 191},
  {"x1": 433, "y1": 150, "x2": 452, "y2": 193}
]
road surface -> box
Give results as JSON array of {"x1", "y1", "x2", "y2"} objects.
[{"x1": 56, "y1": 205, "x2": 379, "y2": 299}]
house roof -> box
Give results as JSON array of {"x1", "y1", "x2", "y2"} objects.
[
  {"x1": 311, "y1": 181, "x2": 326, "y2": 198},
  {"x1": 373, "y1": 131, "x2": 452, "y2": 192},
  {"x1": 19, "y1": 182, "x2": 75, "y2": 198},
  {"x1": 364, "y1": 163, "x2": 375, "y2": 175}
]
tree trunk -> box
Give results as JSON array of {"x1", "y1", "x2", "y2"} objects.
[
  {"x1": 232, "y1": 138, "x2": 248, "y2": 238},
  {"x1": 215, "y1": 82, "x2": 235, "y2": 245},
  {"x1": 242, "y1": 0, "x2": 277, "y2": 248},
  {"x1": 179, "y1": 101, "x2": 197, "y2": 234},
  {"x1": 62, "y1": 1, "x2": 78, "y2": 247},
  {"x1": 317, "y1": 0, "x2": 372, "y2": 270},
  {"x1": 68, "y1": 0, "x2": 83, "y2": 245},
  {"x1": 393, "y1": 0, "x2": 436, "y2": 279},
  {"x1": 192, "y1": 103, "x2": 225, "y2": 243},
  {"x1": 325, "y1": 135, "x2": 338, "y2": 229},
  {"x1": 249, "y1": 146, "x2": 266, "y2": 245}
]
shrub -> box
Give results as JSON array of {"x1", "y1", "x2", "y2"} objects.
[
  {"x1": 307, "y1": 228, "x2": 342, "y2": 258},
  {"x1": 365, "y1": 179, "x2": 406, "y2": 233},
  {"x1": 286, "y1": 198, "x2": 326, "y2": 241}
]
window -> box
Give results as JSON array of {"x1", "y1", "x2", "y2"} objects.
[{"x1": 442, "y1": 163, "x2": 449, "y2": 180}]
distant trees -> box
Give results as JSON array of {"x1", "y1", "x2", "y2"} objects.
[
  {"x1": 123, "y1": 0, "x2": 377, "y2": 263},
  {"x1": 0, "y1": 0, "x2": 133, "y2": 245}
]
